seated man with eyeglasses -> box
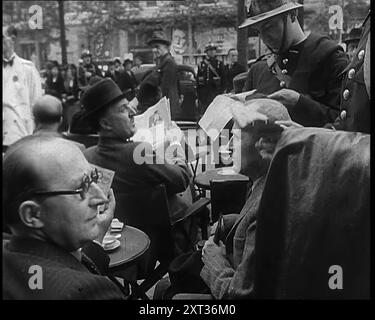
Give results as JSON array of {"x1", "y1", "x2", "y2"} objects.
[{"x1": 3, "y1": 136, "x2": 127, "y2": 300}]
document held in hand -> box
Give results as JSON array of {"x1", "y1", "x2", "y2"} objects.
[
  {"x1": 132, "y1": 97, "x2": 172, "y2": 149},
  {"x1": 198, "y1": 90, "x2": 257, "y2": 141}
]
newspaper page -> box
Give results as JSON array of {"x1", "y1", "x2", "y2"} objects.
[
  {"x1": 198, "y1": 90, "x2": 256, "y2": 141},
  {"x1": 131, "y1": 97, "x2": 172, "y2": 148},
  {"x1": 90, "y1": 164, "x2": 115, "y2": 196}
]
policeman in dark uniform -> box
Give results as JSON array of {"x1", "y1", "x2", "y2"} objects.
[
  {"x1": 197, "y1": 43, "x2": 224, "y2": 115},
  {"x1": 77, "y1": 50, "x2": 103, "y2": 90},
  {"x1": 329, "y1": 12, "x2": 370, "y2": 134},
  {"x1": 241, "y1": 0, "x2": 348, "y2": 127}
]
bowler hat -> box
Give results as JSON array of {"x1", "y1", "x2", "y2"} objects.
[
  {"x1": 147, "y1": 31, "x2": 171, "y2": 46},
  {"x1": 204, "y1": 43, "x2": 217, "y2": 52},
  {"x1": 239, "y1": 0, "x2": 303, "y2": 29},
  {"x1": 80, "y1": 78, "x2": 127, "y2": 120}
]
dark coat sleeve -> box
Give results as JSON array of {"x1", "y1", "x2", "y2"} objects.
[
  {"x1": 127, "y1": 142, "x2": 191, "y2": 195},
  {"x1": 290, "y1": 48, "x2": 349, "y2": 127}
]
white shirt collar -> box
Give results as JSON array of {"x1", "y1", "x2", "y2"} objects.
[{"x1": 3, "y1": 52, "x2": 16, "y2": 62}]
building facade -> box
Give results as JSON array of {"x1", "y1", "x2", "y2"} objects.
[{"x1": 2, "y1": 0, "x2": 370, "y2": 70}]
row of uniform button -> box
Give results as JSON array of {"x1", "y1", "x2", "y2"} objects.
[
  {"x1": 340, "y1": 49, "x2": 365, "y2": 120},
  {"x1": 279, "y1": 58, "x2": 289, "y2": 88}
]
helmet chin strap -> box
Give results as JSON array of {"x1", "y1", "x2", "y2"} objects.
[{"x1": 267, "y1": 13, "x2": 290, "y2": 55}]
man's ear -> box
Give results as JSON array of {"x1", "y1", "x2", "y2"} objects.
[
  {"x1": 255, "y1": 136, "x2": 278, "y2": 161},
  {"x1": 99, "y1": 117, "x2": 112, "y2": 131},
  {"x1": 18, "y1": 201, "x2": 44, "y2": 229}
]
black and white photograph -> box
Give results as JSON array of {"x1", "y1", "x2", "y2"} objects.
[{"x1": 2, "y1": 0, "x2": 371, "y2": 305}]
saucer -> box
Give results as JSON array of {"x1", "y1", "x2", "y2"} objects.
[
  {"x1": 103, "y1": 240, "x2": 120, "y2": 251},
  {"x1": 102, "y1": 235, "x2": 117, "y2": 246},
  {"x1": 218, "y1": 167, "x2": 237, "y2": 175}
]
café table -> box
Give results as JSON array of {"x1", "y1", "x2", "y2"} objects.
[
  {"x1": 108, "y1": 225, "x2": 150, "y2": 269},
  {"x1": 107, "y1": 225, "x2": 151, "y2": 299},
  {"x1": 194, "y1": 167, "x2": 249, "y2": 191}
]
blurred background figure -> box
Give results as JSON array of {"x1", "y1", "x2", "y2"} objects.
[
  {"x1": 104, "y1": 61, "x2": 116, "y2": 82},
  {"x1": 196, "y1": 43, "x2": 224, "y2": 115},
  {"x1": 33, "y1": 94, "x2": 85, "y2": 150},
  {"x1": 33, "y1": 95, "x2": 63, "y2": 135},
  {"x1": 3, "y1": 24, "x2": 42, "y2": 150},
  {"x1": 132, "y1": 55, "x2": 143, "y2": 72},
  {"x1": 223, "y1": 48, "x2": 246, "y2": 93},
  {"x1": 113, "y1": 56, "x2": 123, "y2": 74},
  {"x1": 120, "y1": 59, "x2": 138, "y2": 100},
  {"x1": 343, "y1": 27, "x2": 362, "y2": 60},
  {"x1": 61, "y1": 64, "x2": 80, "y2": 132},
  {"x1": 78, "y1": 50, "x2": 102, "y2": 89},
  {"x1": 45, "y1": 60, "x2": 65, "y2": 100}
]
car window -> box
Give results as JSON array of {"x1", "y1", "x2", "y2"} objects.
[{"x1": 179, "y1": 70, "x2": 195, "y2": 81}]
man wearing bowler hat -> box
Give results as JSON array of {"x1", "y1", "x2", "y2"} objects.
[
  {"x1": 241, "y1": 0, "x2": 348, "y2": 127},
  {"x1": 79, "y1": 79, "x2": 194, "y2": 240},
  {"x1": 196, "y1": 43, "x2": 225, "y2": 114},
  {"x1": 136, "y1": 31, "x2": 180, "y2": 117}
]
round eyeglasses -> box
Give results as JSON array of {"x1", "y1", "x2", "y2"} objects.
[{"x1": 31, "y1": 168, "x2": 103, "y2": 200}]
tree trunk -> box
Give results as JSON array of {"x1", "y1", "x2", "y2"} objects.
[
  {"x1": 187, "y1": 17, "x2": 193, "y2": 66},
  {"x1": 237, "y1": 0, "x2": 248, "y2": 69},
  {"x1": 58, "y1": 0, "x2": 68, "y2": 65}
]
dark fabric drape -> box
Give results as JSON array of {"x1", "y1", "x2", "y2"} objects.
[{"x1": 254, "y1": 128, "x2": 370, "y2": 299}]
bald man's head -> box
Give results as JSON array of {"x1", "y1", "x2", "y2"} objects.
[
  {"x1": 33, "y1": 95, "x2": 63, "y2": 126},
  {"x1": 3, "y1": 136, "x2": 87, "y2": 226}
]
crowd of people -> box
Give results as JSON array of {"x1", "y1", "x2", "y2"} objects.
[{"x1": 2, "y1": 0, "x2": 370, "y2": 300}]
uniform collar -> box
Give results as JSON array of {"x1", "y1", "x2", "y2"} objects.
[{"x1": 285, "y1": 37, "x2": 307, "y2": 55}]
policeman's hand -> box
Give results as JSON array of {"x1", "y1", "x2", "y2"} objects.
[
  {"x1": 275, "y1": 120, "x2": 304, "y2": 130},
  {"x1": 95, "y1": 189, "x2": 115, "y2": 243},
  {"x1": 267, "y1": 89, "x2": 300, "y2": 109},
  {"x1": 85, "y1": 71, "x2": 92, "y2": 78},
  {"x1": 202, "y1": 236, "x2": 226, "y2": 264}
]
